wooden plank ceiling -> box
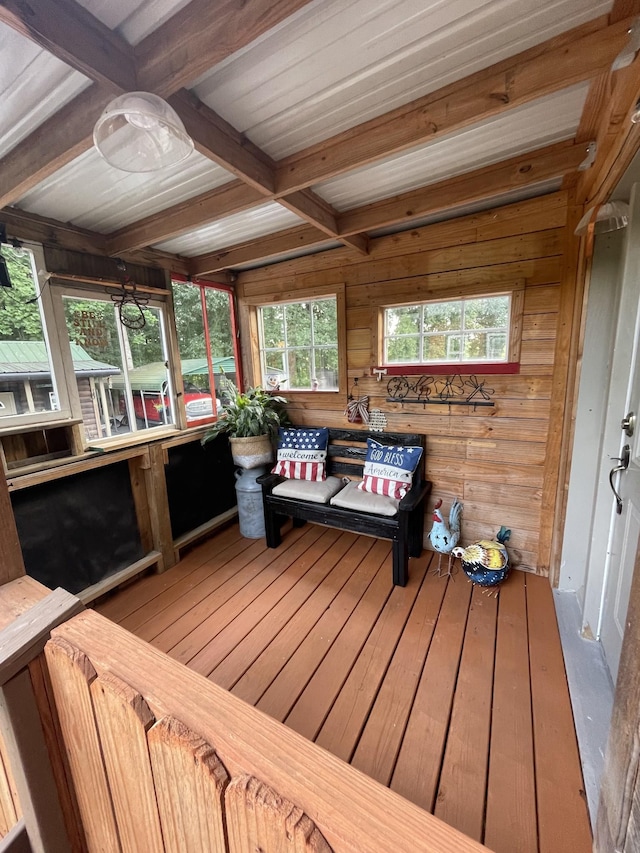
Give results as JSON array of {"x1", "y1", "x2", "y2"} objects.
[{"x1": 0, "y1": 0, "x2": 640, "y2": 280}]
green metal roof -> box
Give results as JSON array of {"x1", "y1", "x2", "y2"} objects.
[
  {"x1": 0, "y1": 341, "x2": 120, "y2": 378},
  {"x1": 110, "y1": 357, "x2": 236, "y2": 392}
]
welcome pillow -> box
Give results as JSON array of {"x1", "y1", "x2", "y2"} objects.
[
  {"x1": 358, "y1": 438, "x2": 423, "y2": 500},
  {"x1": 272, "y1": 428, "x2": 329, "y2": 481}
]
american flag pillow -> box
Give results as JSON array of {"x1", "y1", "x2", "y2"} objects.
[
  {"x1": 272, "y1": 428, "x2": 329, "y2": 481},
  {"x1": 358, "y1": 438, "x2": 423, "y2": 500}
]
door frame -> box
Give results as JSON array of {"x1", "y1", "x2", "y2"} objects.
[{"x1": 559, "y1": 229, "x2": 624, "y2": 638}]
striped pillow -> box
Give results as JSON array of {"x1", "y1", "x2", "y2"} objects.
[
  {"x1": 358, "y1": 438, "x2": 423, "y2": 500},
  {"x1": 272, "y1": 428, "x2": 329, "y2": 481}
]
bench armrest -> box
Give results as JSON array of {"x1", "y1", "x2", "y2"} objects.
[
  {"x1": 256, "y1": 472, "x2": 285, "y2": 493},
  {"x1": 398, "y1": 480, "x2": 432, "y2": 512}
]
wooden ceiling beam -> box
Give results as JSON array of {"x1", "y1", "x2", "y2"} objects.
[
  {"x1": 106, "y1": 181, "x2": 265, "y2": 254},
  {"x1": 276, "y1": 15, "x2": 634, "y2": 195},
  {"x1": 0, "y1": 0, "x2": 136, "y2": 92},
  {"x1": 0, "y1": 204, "x2": 196, "y2": 275},
  {"x1": 0, "y1": 85, "x2": 114, "y2": 209},
  {"x1": 0, "y1": 206, "x2": 106, "y2": 254},
  {"x1": 0, "y1": 0, "x2": 357, "y2": 252},
  {"x1": 136, "y1": 0, "x2": 316, "y2": 96},
  {"x1": 576, "y1": 59, "x2": 640, "y2": 207},
  {"x1": 574, "y1": 0, "x2": 640, "y2": 206},
  {"x1": 190, "y1": 225, "x2": 336, "y2": 275},
  {"x1": 168, "y1": 91, "x2": 276, "y2": 193},
  {"x1": 278, "y1": 190, "x2": 369, "y2": 255},
  {"x1": 338, "y1": 141, "x2": 587, "y2": 236},
  {"x1": 191, "y1": 142, "x2": 585, "y2": 274}
]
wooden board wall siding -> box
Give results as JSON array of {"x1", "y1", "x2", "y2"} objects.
[{"x1": 237, "y1": 190, "x2": 577, "y2": 577}]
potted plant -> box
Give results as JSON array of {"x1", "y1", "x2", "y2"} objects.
[{"x1": 201, "y1": 377, "x2": 288, "y2": 468}]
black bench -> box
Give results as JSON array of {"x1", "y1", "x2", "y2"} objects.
[{"x1": 257, "y1": 428, "x2": 431, "y2": 586}]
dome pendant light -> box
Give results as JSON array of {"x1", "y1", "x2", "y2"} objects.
[{"x1": 93, "y1": 92, "x2": 194, "y2": 172}]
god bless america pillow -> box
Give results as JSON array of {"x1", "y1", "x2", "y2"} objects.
[
  {"x1": 272, "y1": 428, "x2": 329, "y2": 481},
  {"x1": 358, "y1": 438, "x2": 423, "y2": 500}
]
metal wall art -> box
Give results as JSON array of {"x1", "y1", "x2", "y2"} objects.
[{"x1": 386, "y1": 374, "x2": 495, "y2": 408}]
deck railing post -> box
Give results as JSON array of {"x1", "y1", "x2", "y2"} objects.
[{"x1": 0, "y1": 588, "x2": 84, "y2": 852}]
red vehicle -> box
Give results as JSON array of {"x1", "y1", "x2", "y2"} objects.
[{"x1": 131, "y1": 381, "x2": 219, "y2": 428}]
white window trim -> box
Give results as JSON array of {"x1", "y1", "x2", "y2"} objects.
[
  {"x1": 243, "y1": 283, "x2": 347, "y2": 396},
  {"x1": 374, "y1": 281, "x2": 524, "y2": 370}
]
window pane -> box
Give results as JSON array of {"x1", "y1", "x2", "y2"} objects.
[
  {"x1": 312, "y1": 299, "x2": 337, "y2": 343},
  {"x1": 261, "y1": 305, "x2": 285, "y2": 349},
  {"x1": 488, "y1": 333, "x2": 507, "y2": 360},
  {"x1": 62, "y1": 296, "x2": 172, "y2": 441},
  {"x1": 173, "y1": 282, "x2": 206, "y2": 359},
  {"x1": 314, "y1": 348, "x2": 338, "y2": 390},
  {"x1": 447, "y1": 335, "x2": 462, "y2": 359},
  {"x1": 204, "y1": 288, "x2": 234, "y2": 358},
  {"x1": 463, "y1": 332, "x2": 488, "y2": 360},
  {"x1": 423, "y1": 334, "x2": 449, "y2": 361},
  {"x1": 464, "y1": 295, "x2": 509, "y2": 331},
  {"x1": 386, "y1": 305, "x2": 420, "y2": 336},
  {"x1": 63, "y1": 297, "x2": 124, "y2": 440},
  {"x1": 0, "y1": 247, "x2": 61, "y2": 421},
  {"x1": 423, "y1": 301, "x2": 462, "y2": 333},
  {"x1": 172, "y1": 281, "x2": 235, "y2": 425},
  {"x1": 287, "y1": 349, "x2": 311, "y2": 389},
  {"x1": 386, "y1": 335, "x2": 420, "y2": 363},
  {"x1": 263, "y1": 351, "x2": 287, "y2": 390},
  {"x1": 123, "y1": 304, "x2": 172, "y2": 430},
  {"x1": 285, "y1": 302, "x2": 311, "y2": 346}
]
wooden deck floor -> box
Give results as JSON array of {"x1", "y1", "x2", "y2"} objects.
[{"x1": 95, "y1": 523, "x2": 592, "y2": 853}]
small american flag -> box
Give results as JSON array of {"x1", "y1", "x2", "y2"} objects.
[{"x1": 272, "y1": 428, "x2": 328, "y2": 482}]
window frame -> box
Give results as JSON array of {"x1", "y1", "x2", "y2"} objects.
[
  {"x1": 50, "y1": 282, "x2": 180, "y2": 445},
  {"x1": 170, "y1": 274, "x2": 243, "y2": 414},
  {"x1": 374, "y1": 281, "x2": 524, "y2": 375},
  {"x1": 244, "y1": 284, "x2": 347, "y2": 396},
  {"x1": 0, "y1": 242, "x2": 76, "y2": 431}
]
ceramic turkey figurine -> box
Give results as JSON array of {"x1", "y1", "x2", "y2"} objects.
[
  {"x1": 451, "y1": 526, "x2": 511, "y2": 594},
  {"x1": 428, "y1": 498, "x2": 463, "y2": 577}
]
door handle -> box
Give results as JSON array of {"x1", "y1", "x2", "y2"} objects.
[{"x1": 609, "y1": 444, "x2": 631, "y2": 514}]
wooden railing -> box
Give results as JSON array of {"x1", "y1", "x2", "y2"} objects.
[{"x1": 0, "y1": 584, "x2": 492, "y2": 852}]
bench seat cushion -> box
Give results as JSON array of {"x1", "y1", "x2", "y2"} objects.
[
  {"x1": 272, "y1": 475, "x2": 345, "y2": 504},
  {"x1": 330, "y1": 480, "x2": 399, "y2": 517}
]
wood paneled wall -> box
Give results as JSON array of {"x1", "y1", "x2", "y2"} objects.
[{"x1": 237, "y1": 191, "x2": 582, "y2": 577}]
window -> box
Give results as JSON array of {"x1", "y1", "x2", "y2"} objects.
[
  {"x1": 0, "y1": 247, "x2": 243, "y2": 449},
  {"x1": 56, "y1": 290, "x2": 176, "y2": 442},
  {"x1": 257, "y1": 297, "x2": 339, "y2": 391},
  {"x1": 0, "y1": 243, "x2": 71, "y2": 428},
  {"x1": 381, "y1": 290, "x2": 522, "y2": 370},
  {"x1": 172, "y1": 277, "x2": 240, "y2": 415}
]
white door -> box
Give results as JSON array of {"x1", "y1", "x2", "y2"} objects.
[{"x1": 600, "y1": 184, "x2": 640, "y2": 684}]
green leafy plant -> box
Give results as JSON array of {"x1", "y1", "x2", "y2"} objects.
[{"x1": 201, "y1": 376, "x2": 288, "y2": 444}]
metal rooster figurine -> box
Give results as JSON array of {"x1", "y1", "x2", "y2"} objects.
[
  {"x1": 428, "y1": 498, "x2": 463, "y2": 577},
  {"x1": 451, "y1": 526, "x2": 512, "y2": 594}
]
